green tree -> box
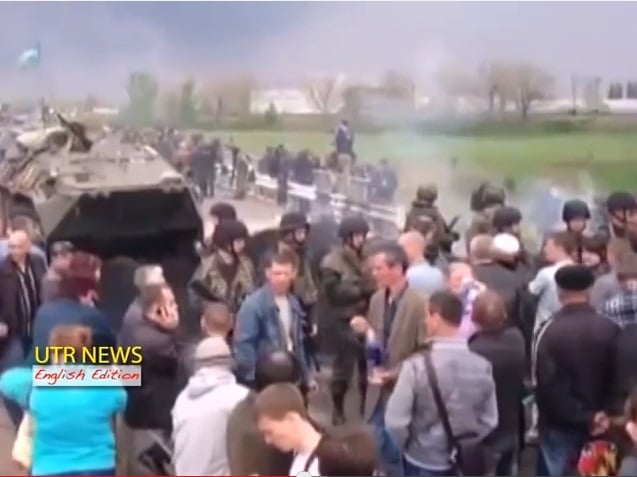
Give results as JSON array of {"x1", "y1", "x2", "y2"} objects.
[
  {"x1": 179, "y1": 78, "x2": 198, "y2": 126},
  {"x1": 125, "y1": 71, "x2": 158, "y2": 125}
]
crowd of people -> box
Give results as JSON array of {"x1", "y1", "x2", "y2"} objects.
[{"x1": 2, "y1": 183, "x2": 637, "y2": 476}]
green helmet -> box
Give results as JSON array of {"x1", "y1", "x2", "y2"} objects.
[{"x1": 416, "y1": 184, "x2": 438, "y2": 203}]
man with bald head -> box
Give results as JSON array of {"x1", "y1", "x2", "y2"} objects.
[
  {"x1": 398, "y1": 230, "x2": 444, "y2": 295},
  {"x1": 0, "y1": 227, "x2": 46, "y2": 427}
]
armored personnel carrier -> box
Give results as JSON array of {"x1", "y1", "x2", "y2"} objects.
[{"x1": 0, "y1": 114, "x2": 203, "y2": 330}]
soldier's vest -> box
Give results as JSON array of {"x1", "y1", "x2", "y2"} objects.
[{"x1": 199, "y1": 253, "x2": 256, "y2": 313}]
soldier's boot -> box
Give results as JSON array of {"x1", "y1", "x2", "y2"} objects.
[
  {"x1": 358, "y1": 380, "x2": 368, "y2": 418},
  {"x1": 330, "y1": 382, "x2": 347, "y2": 426}
]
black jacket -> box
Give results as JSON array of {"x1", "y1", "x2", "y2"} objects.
[
  {"x1": 469, "y1": 327, "x2": 527, "y2": 450},
  {"x1": 473, "y1": 261, "x2": 528, "y2": 329},
  {"x1": 0, "y1": 254, "x2": 46, "y2": 342},
  {"x1": 535, "y1": 303, "x2": 619, "y2": 433},
  {"x1": 613, "y1": 323, "x2": 637, "y2": 412},
  {"x1": 119, "y1": 302, "x2": 181, "y2": 430}
]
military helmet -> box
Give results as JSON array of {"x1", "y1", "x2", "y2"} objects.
[
  {"x1": 278, "y1": 212, "x2": 309, "y2": 233},
  {"x1": 212, "y1": 219, "x2": 249, "y2": 249},
  {"x1": 209, "y1": 202, "x2": 237, "y2": 222},
  {"x1": 338, "y1": 215, "x2": 370, "y2": 240},
  {"x1": 416, "y1": 184, "x2": 438, "y2": 203},
  {"x1": 471, "y1": 182, "x2": 505, "y2": 212},
  {"x1": 562, "y1": 199, "x2": 591, "y2": 222}
]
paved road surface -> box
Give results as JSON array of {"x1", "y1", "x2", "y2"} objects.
[{"x1": 0, "y1": 196, "x2": 537, "y2": 475}]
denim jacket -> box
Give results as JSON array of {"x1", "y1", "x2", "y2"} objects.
[{"x1": 233, "y1": 285, "x2": 309, "y2": 384}]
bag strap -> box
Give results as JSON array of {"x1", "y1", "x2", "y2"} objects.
[
  {"x1": 302, "y1": 436, "x2": 324, "y2": 472},
  {"x1": 423, "y1": 348, "x2": 462, "y2": 474}
]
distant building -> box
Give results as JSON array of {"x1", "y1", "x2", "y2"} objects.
[{"x1": 250, "y1": 89, "x2": 318, "y2": 115}]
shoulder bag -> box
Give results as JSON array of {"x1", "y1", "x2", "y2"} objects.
[{"x1": 423, "y1": 349, "x2": 487, "y2": 477}]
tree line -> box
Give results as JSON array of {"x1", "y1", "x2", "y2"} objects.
[{"x1": 117, "y1": 61, "x2": 631, "y2": 127}]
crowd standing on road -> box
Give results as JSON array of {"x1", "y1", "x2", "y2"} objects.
[{"x1": 4, "y1": 176, "x2": 637, "y2": 476}]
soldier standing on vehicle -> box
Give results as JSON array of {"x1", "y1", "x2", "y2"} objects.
[
  {"x1": 319, "y1": 215, "x2": 376, "y2": 424},
  {"x1": 191, "y1": 219, "x2": 255, "y2": 317},
  {"x1": 334, "y1": 119, "x2": 354, "y2": 157}
]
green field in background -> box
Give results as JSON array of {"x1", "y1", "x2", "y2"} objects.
[{"x1": 212, "y1": 130, "x2": 637, "y2": 189}]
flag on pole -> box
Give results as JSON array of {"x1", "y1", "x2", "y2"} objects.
[{"x1": 17, "y1": 42, "x2": 41, "y2": 70}]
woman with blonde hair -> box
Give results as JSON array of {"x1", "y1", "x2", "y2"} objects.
[{"x1": 0, "y1": 325, "x2": 126, "y2": 476}]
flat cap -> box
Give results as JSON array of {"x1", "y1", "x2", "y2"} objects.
[{"x1": 554, "y1": 264, "x2": 595, "y2": 292}]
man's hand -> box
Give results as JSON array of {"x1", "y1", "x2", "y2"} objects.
[
  {"x1": 368, "y1": 368, "x2": 391, "y2": 385},
  {"x1": 350, "y1": 315, "x2": 369, "y2": 335},
  {"x1": 0, "y1": 323, "x2": 8, "y2": 338},
  {"x1": 592, "y1": 411, "x2": 610, "y2": 436}
]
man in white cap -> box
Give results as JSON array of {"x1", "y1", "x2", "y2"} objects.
[{"x1": 172, "y1": 337, "x2": 249, "y2": 476}]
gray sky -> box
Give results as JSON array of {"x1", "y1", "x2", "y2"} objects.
[{"x1": 0, "y1": 2, "x2": 634, "y2": 100}]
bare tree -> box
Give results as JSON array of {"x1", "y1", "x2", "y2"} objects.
[
  {"x1": 479, "y1": 61, "x2": 553, "y2": 118},
  {"x1": 512, "y1": 63, "x2": 554, "y2": 118},
  {"x1": 205, "y1": 74, "x2": 257, "y2": 118},
  {"x1": 304, "y1": 76, "x2": 343, "y2": 114}
]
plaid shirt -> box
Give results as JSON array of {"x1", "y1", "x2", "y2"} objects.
[{"x1": 601, "y1": 281, "x2": 637, "y2": 328}]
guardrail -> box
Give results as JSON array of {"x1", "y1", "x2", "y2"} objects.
[{"x1": 251, "y1": 172, "x2": 405, "y2": 237}]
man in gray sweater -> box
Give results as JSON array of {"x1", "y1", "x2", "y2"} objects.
[{"x1": 385, "y1": 290, "x2": 498, "y2": 475}]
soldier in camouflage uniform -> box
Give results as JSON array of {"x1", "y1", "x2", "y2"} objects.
[
  {"x1": 465, "y1": 182, "x2": 506, "y2": 252},
  {"x1": 404, "y1": 184, "x2": 456, "y2": 262},
  {"x1": 191, "y1": 219, "x2": 256, "y2": 317},
  {"x1": 319, "y1": 215, "x2": 376, "y2": 424}
]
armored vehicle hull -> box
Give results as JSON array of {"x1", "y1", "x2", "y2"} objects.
[{"x1": 0, "y1": 121, "x2": 203, "y2": 332}]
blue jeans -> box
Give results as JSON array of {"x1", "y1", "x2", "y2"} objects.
[
  {"x1": 404, "y1": 458, "x2": 452, "y2": 476},
  {"x1": 369, "y1": 399, "x2": 403, "y2": 476},
  {"x1": 0, "y1": 337, "x2": 25, "y2": 428},
  {"x1": 537, "y1": 427, "x2": 586, "y2": 476}
]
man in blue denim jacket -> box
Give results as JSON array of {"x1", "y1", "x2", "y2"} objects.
[{"x1": 233, "y1": 250, "x2": 315, "y2": 390}]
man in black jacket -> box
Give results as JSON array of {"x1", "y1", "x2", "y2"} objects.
[{"x1": 535, "y1": 264, "x2": 619, "y2": 476}]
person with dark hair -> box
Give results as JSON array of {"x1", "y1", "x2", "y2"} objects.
[
  {"x1": 316, "y1": 429, "x2": 378, "y2": 476},
  {"x1": 27, "y1": 251, "x2": 113, "y2": 365},
  {"x1": 41, "y1": 241, "x2": 74, "y2": 302},
  {"x1": 606, "y1": 191, "x2": 637, "y2": 239},
  {"x1": 469, "y1": 290, "x2": 527, "y2": 476},
  {"x1": 349, "y1": 241, "x2": 427, "y2": 475},
  {"x1": 209, "y1": 202, "x2": 237, "y2": 224},
  {"x1": 118, "y1": 283, "x2": 181, "y2": 475},
  {"x1": 591, "y1": 237, "x2": 632, "y2": 309},
  {"x1": 529, "y1": 231, "x2": 576, "y2": 348},
  {"x1": 534, "y1": 265, "x2": 619, "y2": 476},
  {"x1": 233, "y1": 250, "x2": 314, "y2": 391},
  {"x1": 226, "y1": 349, "x2": 301, "y2": 475},
  {"x1": 386, "y1": 290, "x2": 497, "y2": 476},
  {"x1": 254, "y1": 382, "x2": 323, "y2": 475}
]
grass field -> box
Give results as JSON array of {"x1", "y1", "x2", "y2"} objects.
[{"x1": 212, "y1": 130, "x2": 637, "y2": 189}]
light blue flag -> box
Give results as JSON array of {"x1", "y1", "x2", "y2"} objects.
[{"x1": 17, "y1": 42, "x2": 41, "y2": 70}]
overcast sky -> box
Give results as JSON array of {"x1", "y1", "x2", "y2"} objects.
[{"x1": 0, "y1": 2, "x2": 635, "y2": 100}]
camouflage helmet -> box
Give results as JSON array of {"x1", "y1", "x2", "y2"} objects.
[
  {"x1": 416, "y1": 184, "x2": 438, "y2": 203},
  {"x1": 471, "y1": 182, "x2": 506, "y2": 212},
  {"x1": 562, "y1": 199, "x2": 591, "y2": 222}
]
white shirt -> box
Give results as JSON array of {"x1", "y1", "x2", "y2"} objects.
[
  {"x1": 289, "y1": 449, "x2": 320, "y2": 476},
  {"x1": 275, "y1": 295, "x2": 293, "y2": 351}
]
